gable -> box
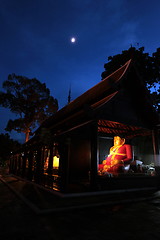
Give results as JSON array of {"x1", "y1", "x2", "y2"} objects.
[{"x1": 37, "y1": 59, "x2": 159, "y2": 136}]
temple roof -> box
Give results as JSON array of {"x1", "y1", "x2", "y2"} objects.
[
  {"x1": 36, "y1": 59, "x2": 159, "y2": 137},
  {"x1": 39, "y1": 60, "x2": 131, "y2": 127}
]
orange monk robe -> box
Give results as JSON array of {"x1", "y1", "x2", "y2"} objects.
[{"x1": 99, "y1": 144, "x2": 133, "y2": 173}]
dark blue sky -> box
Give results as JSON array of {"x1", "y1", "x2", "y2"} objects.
[{"x1": 0, "y1": 0, "x2": 160, "y2": 142}]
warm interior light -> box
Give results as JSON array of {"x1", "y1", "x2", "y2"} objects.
[{"x1": 53, "y1": 156, "x2": 59, "y2": 169}]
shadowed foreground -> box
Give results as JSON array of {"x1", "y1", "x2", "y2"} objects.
[{"x1": 0, "y1": 174, "x2": 160, "y2": 240}]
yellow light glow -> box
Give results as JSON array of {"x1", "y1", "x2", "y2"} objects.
[{"x1": 53, "y1": 156, "x2": 59, "y2": 169}]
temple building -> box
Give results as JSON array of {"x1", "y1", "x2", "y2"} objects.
[{"x1": 9, "y1": 59, "x2": 160, "y2": 194}]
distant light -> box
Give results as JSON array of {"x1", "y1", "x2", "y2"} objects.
[{"x1": 70, "y1": 37, "x2": 76, "y2": 43}]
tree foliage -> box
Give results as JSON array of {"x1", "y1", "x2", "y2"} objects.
[
  {"x1": 0, "y1": 74, "x2": 58, "y2": 142},
  {"x1": 101, "y1": 46, "x2": 160, "y2": 111},
  {"x1": 0, "y1": 133, "x2": 21, "y2": 166}
]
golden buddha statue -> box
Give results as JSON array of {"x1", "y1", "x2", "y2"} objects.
[{"x1": 99, "y1": 136, "x2": 133, "y2": 174}]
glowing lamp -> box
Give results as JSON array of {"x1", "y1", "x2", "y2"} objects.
[{"x1": 53, "y1": 156, "x2": 59, "y2": 169}]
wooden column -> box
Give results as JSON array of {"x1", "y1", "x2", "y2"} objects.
[
  {"x1": 9, "y1": 155, "x2": 14, "y2": 174},
  {"x1": 11, "y1": 156, "x2": 15, "y2": 174},
  {"x1": 47, "y1": 143, "x2": 54, "y2": 174},
  {"x1": 90, "y1": 121, "x2": 98, "y2": 190},
  {"x1": 17, "y1": 154, "x2": 22, "y2": 176},
  {"x1": 152, "y1": 128, "x2": 160, "y2": 174},
  {"x1": 28, "y1": 151, "x2": 34, "y2": 180},
  {"x1": 22, "y1": 152, "x2": 27, "y2": 177},
  {"x1": 35, "y1": 146, "x2": 44, "y2": 184},
  {"x1": 58, "y1": 138, "x2": 70, "y2": 193},
  {"x1": 14, "y1": 154, "x2": 18, "y2": 175},
  {"x1": 41, "y1": 147, "x2": 45, "y2": 175}
]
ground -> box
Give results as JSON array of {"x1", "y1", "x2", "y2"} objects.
[{"x1": 1, "y1": 171, "x2": 160, "y2": 240}]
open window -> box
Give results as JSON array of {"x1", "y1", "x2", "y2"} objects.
[{"x1": 97, "y1": 120, "x2": 156, "y2": 177}]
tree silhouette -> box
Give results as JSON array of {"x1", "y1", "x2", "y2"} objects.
[
  {"x1": 0, "y1": 74, "x2": 58, "y2": 142},
  {"x1": 101, "y1": 46, "x2": 160, "y2": 112}
]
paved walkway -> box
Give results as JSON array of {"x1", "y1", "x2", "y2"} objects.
[{"x1": 1, "y1": 174, "x2": 160, "y2": 240}]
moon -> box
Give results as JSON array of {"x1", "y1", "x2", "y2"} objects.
[{"x1": 70, "y1": 37, "x2": 76, "y2": 43}]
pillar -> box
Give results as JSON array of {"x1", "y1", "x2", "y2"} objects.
[
  {"x1": 22, "y1": 152, "x2": 27, "y2": 177},
  {"x1": 34, "y1": 146, "x2": 44, "y2": 184},
  {"x1": 58, "y1": 138, "x2": 70, "y2": 193},
  {"x1": 47, "y1": 143, "x2": 54, "y2": 174},
  {"x1": 152, "y1": 128, "x2": 160, "y2": 174},
  {"x1": 90, "y1": 121, "x2": 98, "y2": 190},
  {"x1": 28, "y1": 150, "x2": 34, "y2": 180}
]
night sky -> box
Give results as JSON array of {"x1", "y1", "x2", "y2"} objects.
[{"x1": 0, "y1": 0, "x2": 160, "y2": 142}]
